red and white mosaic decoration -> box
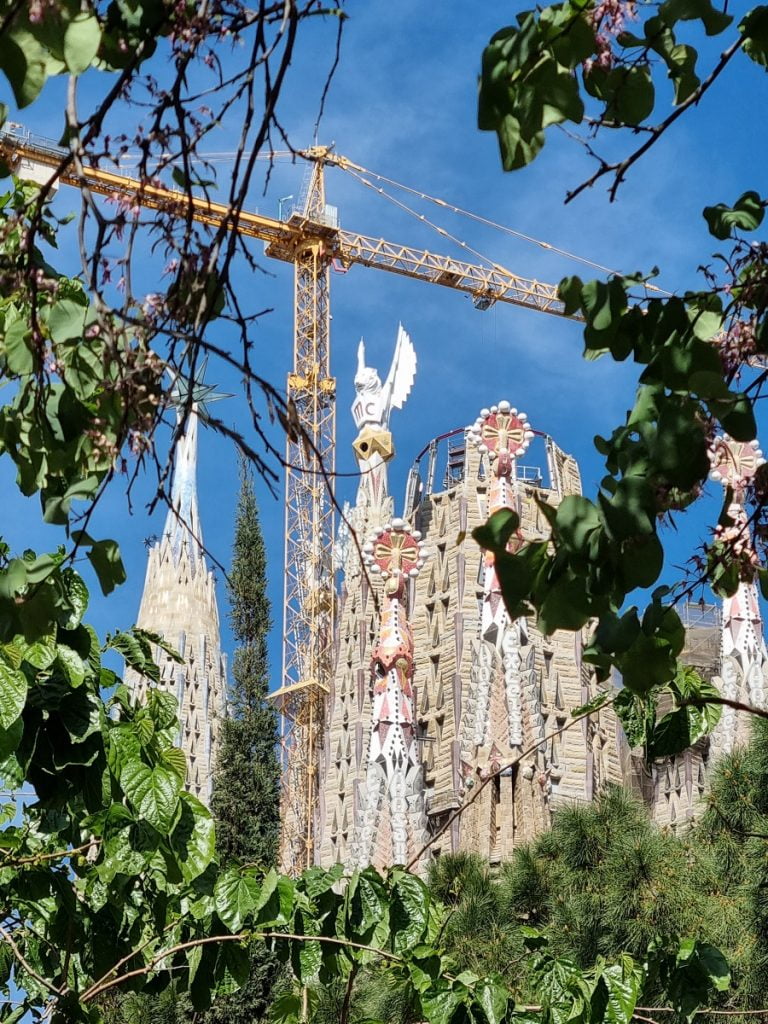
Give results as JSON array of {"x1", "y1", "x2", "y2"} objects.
[{"x1": 351, "y1": 519, "x2": 428, "y2": 869}]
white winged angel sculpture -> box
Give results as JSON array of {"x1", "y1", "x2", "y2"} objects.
[{"x1": 351, "y1": 323, "x2": 417, "y2": 509}]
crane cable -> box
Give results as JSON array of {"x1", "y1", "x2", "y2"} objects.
[
  {"x1": 337, "y1": 161, "x2": 663, "y2": 303},
  {"x1": 337, "y1": 163, "x2": 537, "y2": 286},
  {"x1": 323, "y1": 153, "x2": 671, "y2": 296}
]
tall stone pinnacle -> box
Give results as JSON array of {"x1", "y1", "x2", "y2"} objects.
[{"x1": 130, "y1": 407, "x2": 227, "y2": 804}]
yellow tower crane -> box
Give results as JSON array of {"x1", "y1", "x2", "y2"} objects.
[{"x1": 0, "y1": 130, "x2": 577, "y2": 874}]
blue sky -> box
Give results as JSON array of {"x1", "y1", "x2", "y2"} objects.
[{"x1": 3, "y1": 3, "x2": 767, "y2": 683}]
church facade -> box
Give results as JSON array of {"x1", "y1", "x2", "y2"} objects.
[{"x1": 315, "y1": 326, "x2": 768, "y2": 873}]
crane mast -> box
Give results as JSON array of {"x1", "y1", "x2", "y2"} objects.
[
  {"x1": 277, "y1": 157, "x2": 335, "y2": 873},
  {"x1": 0, "y1": 128, "x2": 579, "y2": 875}
]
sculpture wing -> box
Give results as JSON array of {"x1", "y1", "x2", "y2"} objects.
[{"x1": 384, "y1": 323, "x2": 417, "y2": 412}]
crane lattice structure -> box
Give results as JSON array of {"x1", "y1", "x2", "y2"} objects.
[{"x1": 0, "y1": 128, "x2": 577, "y2": 875}]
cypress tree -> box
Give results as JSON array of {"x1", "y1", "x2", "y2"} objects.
[
  {"x1": 205, "y1": 460, "x2": 282, "y2": 1022},
  {"x1": 211, "y1": 459, "x2": 281, "y2": 865}
]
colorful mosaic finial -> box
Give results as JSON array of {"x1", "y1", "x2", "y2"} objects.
[
  {"x1": 363, "y1": 518, "x2": 426, "y2": 598},
  {"x1": 709, "y1": 435, "x2": 764, "y2": 491},
  {"x1": 468, "y1": 401, "x2": 534, "y2": 466}
]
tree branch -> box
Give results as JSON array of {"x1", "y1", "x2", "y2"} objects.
[{"x1": 567, "y1": 34, "x2": 745, "y2": 204}]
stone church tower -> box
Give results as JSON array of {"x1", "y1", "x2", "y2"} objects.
[
  {"x1": 317, "y1": 370, "x2": 624, "y2": 871},
  {"x1": 308, "y1": 318, "x2": 768, "y2": 877},
  {"x1": 129, "y1": 408, "x2": 227, "y2": 804}
]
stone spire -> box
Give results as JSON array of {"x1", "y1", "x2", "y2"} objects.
[
  {"x1": 461, "y1": 402, "x2": 539, "y2": 771},
  {"x1": 710, "y1": 435, "x2": 768, "y2": 755},
  {"x1": 130, "y1": 407, "x2": 227, "y2": 804},
  {"x1": 349, "y1": 519, "x2": 430, "y2": 871}
]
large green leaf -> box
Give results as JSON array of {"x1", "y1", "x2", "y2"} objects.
[
  {"x1": 0, "y1": 28, "x2": 48, "y2": 108},
  {"x1": 420, "y1": 983, "x2": 464, "y2": 1024},
  {"x1": 213, "y1": 940, "x2": 250, "y2": 996},
  {"x1": 741, "y1": 6, "x2": 768, "y2": 68},
  {"x1": 0, "y1": 654, "x2": 27, "y2": 729},
  {"x1": 555, "y1": 496, "x2": 601, "y2": 553},
  {"x1": 86, "y1": 538, "x2": 127, "y2": 595},
  {"x1": 254, "y1": 868, "x2": 294, "y2": 926},
  {"x1": 63, "y1": 13, "x2": 102, "y2": 76},
  {"x1": 59, "y1": 569, "x2": 89, "y2": 630},
  {"x1": 0, "y1": 559, "x2": 27, "y2": 599},
  {"x1": 602, "y1": 957, "x2": 643, "y2": 1023},
  {"x1": 476, "y1": 978, "x2": 511, "y2": 1024},
  {"x1": 703, "y1": 191, "x2": 765, "y2": 240},
  {"x1": 22, "y1": 633, "x2": 57, "y2": 670},
  {"x1": 390, "y1": 869, "x2": 430, "y2": 954},
  {"x1": 214, "y1": 866, "x2": 260, "y2": 932},
  {"x1": 56, "y1": 644, "x2": 87, "y2": 688},
  {"x1": 120, "y1": 760, "x2": 182, "y2": 832},
  {"x1": 3, "y1": 318, "x2": 34, "y2": 375},
  {"x1": 170, "y1": 792, "x2": 215, "y2": 882}
]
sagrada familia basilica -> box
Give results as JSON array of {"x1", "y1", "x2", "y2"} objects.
[{"x1": 130, "y1": 324, "x2": 768, "y2": 873}]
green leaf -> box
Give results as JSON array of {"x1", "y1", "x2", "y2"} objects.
[
  {"x1": 0, "y1": 716, "x2": 23, "y2": 761},
  {"x1": 661, "y1": 0, "x2": 732, "y2": 34},
  {"x1": 161, "y1": 745, "x2": 187, "y2": 780},
  {"x1": 86, "y1": 539, "x2": 126, "y2": 595},
  {"x1": 170, "y1": 792, "x2": 215, "y2": 882},
  {"x1": 390, "y1": 869, "x2": 429, "y2": 954},
  {"x1": 703, "y1": 191, "x2": 765, "y2": 240},
  {"x1": 63, "y1": 13, "x2": 102, "y2": 75},
  {"x1": 0, "y1": 29, "x2": 48, "y2": 108},
  {"x1": 214, "y1": 866, "x2": 260, "y2": 932},
  {"x1": 619, "y1": 534, "x2": 664, "y2": 590},
  {"x1": 60, "y1": 569, "x2": 89, "y2": 630},
  {"x1": 269, "y1": 992, "x2": 303, "y2": 1024},
  {"x1": 585, "y1": 65, "x2": 655, "y2": 124},
  {"x1": 582, "y1": 277, "x2": 627, "y2": 332},
  {"x1": 421, "y1": 984, "x2": 464, "y2": 1024},
  {"x1": 291, "y1": 911, "x2": 322, "y2": 982},
  {"x1": 647, "y1": 707, "x2": 692, "y2": 759},
  {"x1": 539, "y1": 573, "x2": 591, "y2": 634},
  {"x1": 0, "y1": 653, "x2": 27, "y2": 729},
  {"x1": 0, "y1": 559, "x2": 27, "y2": 599},
  {"x1": 695, "y1": 943, "x2": 731, "y2": 991},
  {"x1": 254, "y1": 867, "x2": 294, "y2": 926},
  {"x1": 601, "y1": 957, "x2": 643, "y2": 1024},
  {"x1": 3, "y1": 318, "x2": 34, "y2": 375},
  {"x1": 56, "y1": 644, "x2": 87, "y2": 687},
  {"x1": 558, "y1": 275, "x2": 584, "y2": 316},
  {"x1": 120, "y1": 760, "x2": 182, "y2": 832},
  {"x1": 473, "y1": 508, "x2": 520, "y2": 552},
  {"x1": 555, "y1": 496, "x2": 601, "y2": 553},
  {"x1": 476, "y1": 978, "x2": 511, "y2": 1024},
  {"x1": 214, "y1": 940, "x2": 250, "y2": 995},
  {"x1": 741, "y1": 6, "x2": 768, "y2": 68},
  {"x1": 22, "y1": 633, "x2": 57, "y2": 670}
]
